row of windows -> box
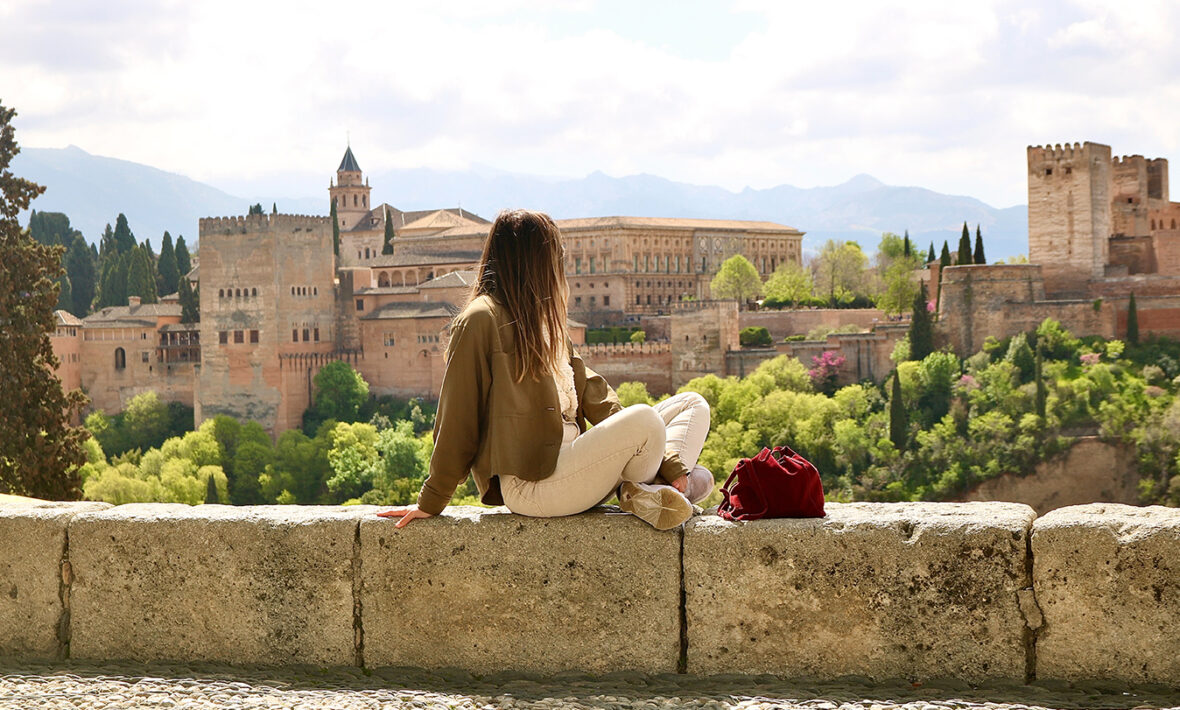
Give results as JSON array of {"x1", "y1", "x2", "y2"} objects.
[
  {"x1": 292, "y1": 328, "x2": 321, "y2": 343},
  {"x1": 572, "y1": 295, "x2": 611, "y2": 308},
  {"x1": 1151, "y1": 218, "x2": 1178, "y2": 230},
  {"x1": 83, "y1": 329, "x2": 150, "y2": 342},
  {"x1": 290, "y1": 286, "x2": 318, "y2": 296},
  {"x1": 217, "y1": 330, "x2": 260, "y2": 345},
  {"x1": 219, "y1": 287, "x2": 258, "y2": 299},
  {"x1": 417, "y1": 334, "x2": 440, "y2": 344},
  {"x1": 634, "y1": 280, "x2": 692, "y2": 289}
]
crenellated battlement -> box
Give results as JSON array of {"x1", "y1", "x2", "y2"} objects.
[
  {"x1": 579, "y1": 341, "x2": 673, "y2": 357},
  {"x1": 1028, "y1": 142, "x2": 1084, "y2": 162},
  {"x1": 199, "y1": 213, "x2": 329, "y2": 237},
  {"x1": 1113, "y1": 154, "x2": 1147, "y2": 167}
]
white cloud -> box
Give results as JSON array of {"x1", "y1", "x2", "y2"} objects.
[{"x1": 3, "y1": 0, "x2": 1180, "y2": 209}]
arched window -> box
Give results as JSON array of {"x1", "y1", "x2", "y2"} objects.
[
  {"x1": 353, "y1": 195, "x2": 358, "y2": 207},
  {"x1": 365, "y1": 248, "x2": 371, "y2": 259},
  {"x1": 1173, "y1": 219, "x2": 1177, "y2": 230},
  {"x1": 114, "y1": 347, "x2": 126, "y2": 370},
  {"x1": 219, "y1": 289, "x2": 224, "y2": 298},
  {"x1": 362, "y1": 196, "x2": 367, "y2": 207},
  {"x1": 378, "y1": 272, "x2": 391, "y2": 287},
  {"x1": 252, "y1": 288, "x2": 257, "y2": 297},
  {"x1": 313, "y1": 287, "x2": 318, "y2": 295},
  {"x1": 1152, "y1": 219, "x2": 1156, "y2": 230}
]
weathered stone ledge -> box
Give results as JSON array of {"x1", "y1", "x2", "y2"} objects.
[{"x1": 0, "y1": 499, "x2": 1176, "y2": 686}]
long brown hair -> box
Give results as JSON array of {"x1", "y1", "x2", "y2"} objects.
[{"x1": 472, "y1": 209, "x2": 569, "y2": 381}]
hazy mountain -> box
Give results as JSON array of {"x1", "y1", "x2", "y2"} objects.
[{"x1": 13, "y1": 146, "x2": 1029, "y2": 259}]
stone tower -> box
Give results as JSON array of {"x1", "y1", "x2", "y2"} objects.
[
  {"x1": 1027, "y1": 141, "x2": 1112, "y2": 295},
  {"x1": 329, "y1": 146, "x2": 372, "y2": 231}
]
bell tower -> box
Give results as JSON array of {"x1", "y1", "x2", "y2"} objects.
[{"x1": 329, "y1": 145, "x2": 372, "y2": 231}]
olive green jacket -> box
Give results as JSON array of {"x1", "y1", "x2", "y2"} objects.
[{"x1": 417, "y1": 294, "x2": 689, "y2": 515}]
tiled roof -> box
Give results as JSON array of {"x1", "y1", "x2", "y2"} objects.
[
  {"x1": 55, "y1": 310, "x2": 84, "y2": 326},
  {"x1": 434, "y1": 215, "x2": 802, "y2": 237},
  {"x1": 347, "y1": 204, "x2": 490, "y2": 233},
  {"x1": 83, "y1": 303, "x2": 181, "y2": 327},
  {"x1": 418, "y1": 270, "x2": 477, "y2": 289},
  {"x1": 360, "y1": 301, "x2": 460, "y2": 321},
  {"x1": 338, "y1": 146, "x2": 361, "y2": 173}
]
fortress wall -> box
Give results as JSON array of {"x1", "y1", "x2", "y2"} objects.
[
  {"x1": 739, "y1": 308, "x2": 885, "y2": 340},
  {"x1": 1, "y1": 499, "x2": 1179, "y2": 684},
  {"x1": 579, "y1": 345, "x2": 675, "y2": 396}
]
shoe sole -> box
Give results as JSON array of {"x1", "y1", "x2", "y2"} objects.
[{"x1": 618, "y1": 481, "x2": 694, "y2": 530}]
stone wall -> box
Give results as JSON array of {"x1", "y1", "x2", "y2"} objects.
[
  {"x1": 578, "y1": 342, "x2": 675, "y2": 396},
  {"x1": 739, "y1": 308, "x2": 885, "y2": 340},
  {"x1": 3, "y1": 498, "x2": 1179, "y2": 685}
]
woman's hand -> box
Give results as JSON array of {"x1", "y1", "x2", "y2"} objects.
[
  {"x1": 670, "y1": 475, "x2": 688, "y2": 494},
  {"x1": 376, "y1": 505, "x2": 434, "y2": 528}
]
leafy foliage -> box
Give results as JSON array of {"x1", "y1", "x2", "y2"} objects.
[
  {"x1": 739, "y1": 326, "x2": 772, "y2": 347},
  {"x1": 709, "y1": 254, "x2": 762, "y2": 303},
  {"x1": 0, "y1": 103, "x2": 89, "y2": 499},
  {"x1": 763, "y1": 261, "x2": 813, "y2": 306},
  {"x1": 812, "y1": 239, "x2": 870, "y2": 306}
]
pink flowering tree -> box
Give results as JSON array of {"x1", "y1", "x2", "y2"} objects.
[{"x1": 809, "y1": 350, "x2": 846, "y2": 394}]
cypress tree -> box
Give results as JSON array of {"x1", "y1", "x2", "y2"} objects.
[
  {"x1": 272, "y1": 202, "x2": 277, "y2": 215},
  {"x1": 1127, "y1": 292, "x2": 1139, "y2": 345},
  {"x1": 56, "y1": 273, "x2": 72, "y2": 311},
  {"x1": 174, "y1": 235, "x2": 192, "y2": 278},
  {"x1": 157, "y1": 231, "x2": 179, "y2": 295},
  {"x1": 98, "y1": 223, "x2": 115, "y2": 261},
  {"x1": 205, "y1": 474, "x2": 219, "y2": 504},
  {"x1": 113, "y1": 213, "x2": 135, "y2": 254},
  {"x1": 889, "y1": 370, "x2": 906, "y2": 451},
  {"x1": 248, "y1": 203, "x2": 263, "y2": 215},
  {"x1": 909, "y1": 281, "x2": 934, "y2": 361},
  {"x1": 178, "y1": 277, "x2": 199, "y2": 323},
  {"x1": 957, "y1": 222, "x2": 971, "y2": 264},
  {"x1": 65, "y1": 234, "x2": 97, "y2": 316},
  {"x1": 939, "y1": 241, "x2": 951, "y2": 269},
  {"x1": 381, "y1": 206, "x2": 394, "y2": 255},
  {"x1": 903, "y1": 230, "x2": 911, "y2": 257},
  {"x1": 973, "y1": 225, "x2": 986, "y2": 265},
  {"x1": 331, "y1": 198, "x2": 340, "y2": 256},
  {"x1": 927, "y1": 242, "x2": 936, "y2": 263},
  {"x1": 1034, "y1": 342, "x2": 1047, "y2": 419},
  {"x1": 126, "y1": 246, "x2": 158, "y2": 303}
]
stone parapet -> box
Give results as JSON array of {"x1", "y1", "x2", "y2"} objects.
[
  {"x1": 684, "y1": 503, "x2": 1037, "y2": 682},
  {"x1": 2, "y1": 500, "x2": 1179, "y2": 686},
  {"x1": 359, "y1": 507, "x2": 681, "y2": 674},
  {"x1": 0, "y1": 501, "x2": 110, "y2": 659},
  {"x1": 67, "y1": 504, "x2": 366, "y2": 666},
  {"x1": 1032, "y1": 503, "x2": 1180, "y2": 683}
]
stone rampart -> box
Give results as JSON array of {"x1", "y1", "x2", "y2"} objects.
[{"x1": 1, "y1": 499, "x2": 1178, "y2": 686}]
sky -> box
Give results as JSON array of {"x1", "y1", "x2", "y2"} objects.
[{"x1": 3, "y1": 0, "x2": 1180, "y2": 208}]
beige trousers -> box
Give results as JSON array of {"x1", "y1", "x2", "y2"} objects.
[{"x1": 500, "y1": 391, "x2": 711, "y2": 517}]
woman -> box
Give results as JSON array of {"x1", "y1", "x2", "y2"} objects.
[{"x1": 378, "y1": 209, "x2": 713, "y2": 530}]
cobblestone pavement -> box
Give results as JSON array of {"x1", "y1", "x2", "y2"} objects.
[{"x1": 0, "y1": 662, "x2": 1177, "y2": 710}]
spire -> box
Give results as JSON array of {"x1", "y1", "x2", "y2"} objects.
[{"x1": 338, "y1": 145, "x2": 361, "y2": 173}]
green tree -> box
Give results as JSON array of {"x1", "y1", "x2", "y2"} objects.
[
  {"x1": 174, "y1": 235, "x2": 192, "y2": 278},
  {"x1": 889, "y1": 370, "x2": 906, "y2": 451},
  {"x1": 113, "y1": 213, "x2": 136, "y2": 255},
  {"x1": 973, "y1": 225, "x2": 986, "y2": 265},
  {"x1": 126, "y1": 245, "x2": 158, "y2": 303},
  {"x1": 0, "y1": 103, "x2": 89, "y2": 499},
  {"x1": 122, "y1": 391, "x2": 171, "y2": 452},
  {"x1": 1034, "y1": 342, "x2": 1046, "y2": 419},
  {"x1": 98, "y1": 223, "x2": 115, "y2": 261},
  {"x1": 629, "y1": 329, "x2": 646, "y2": 344},
  {"x1": 64, "y1": 234, "x2": 97, "y2": 315},
  {"x1": 56, "y1": 273, "x2": 72, "y2": 311},
  {"x1": 28, "y1": 211, "x2": 74, "y2": 246},
  {"x1": 902, "y1": 230, "x2": 912, "y2": 257},
  {"x1": 331, "y1": 198, "x2": 340, "y2": 256},
  {"x1": 739, "y1": 326, "x2": 772, "y2": 347},
  {"x1": 939, "y1": 241, "x2": 951, "y2": 269},
  {"x1": 709, "y1": 254, "x2": 762, "y2": 304},
  {"x1": 272, "y1": 202, "x2": 277, "y2": 214},
  {"x1": 957, "y1": 222, "x2": 971, "y2": 264},
  {"x1": 204, "y1": 473, "x2": 220, "y2": 503},
  {"x1": 926, "y1": 242, "x2": 935, "y2": 263},
  {"x1": 763, "y1": 261, "x2": 813, "y2": 305},
  {"x1": 382, "y1": 206, "x2": 394, "y2": 255},
  {"x1": 909, "y1": 282, "x2": 934, "y2": 361},
  {"x1": 157, "y1": 231, "x2": 179, "y2": 295},
  {"x1": 178, "y1": 277, "x2": 199, "y2": 323},
  {"x1": 813, "y1": 240, "x2": 869, "y2": 305},
  {"x1": 312, "y1": 361, "x2": 370, "y2": 424},
  {"x1": 876, "y1": 232, "x2": 923, "y2": 316},
  {"x1": 248, "y1": 203, "x2": 263, "y2": 215},
  {"x1": 615, "y1": 382, "x2": 655, "y2": 407},
  {"x1": 1127, "y1": 292, "x2": 1139, "y2": 345}
]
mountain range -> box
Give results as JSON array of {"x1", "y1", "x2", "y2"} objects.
[{"x1": 13, "y1": 145, "x2": 1028, "y2": 259}]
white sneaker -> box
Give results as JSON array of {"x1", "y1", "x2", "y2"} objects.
[
  {"x1": 685, "y1": 465, "x2": 715, "y2": 504},
  {"x1": 618, "y1": 481, "x2": 694, "y2": 530}
]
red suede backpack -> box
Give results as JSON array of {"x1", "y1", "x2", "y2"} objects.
[{"x1": 717, "y1": 445, "x2": 826, "y2": 520}]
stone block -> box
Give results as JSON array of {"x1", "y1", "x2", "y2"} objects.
[
  {"x1": 360, "y1": 506, "x2": 681, "y2": 674},
  {"x1": 684, "y1": 503, "x2": 1036, "y2": 681},
  {"x1": 0, "y1": 501, "x2": 109, "y2": 659},
  {"x1": 69, "y1": 504, "x2": 367, "y2": 665},
  {"x1": 1032, "y1": 503, "x2": 1180, "y2": 683}
]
